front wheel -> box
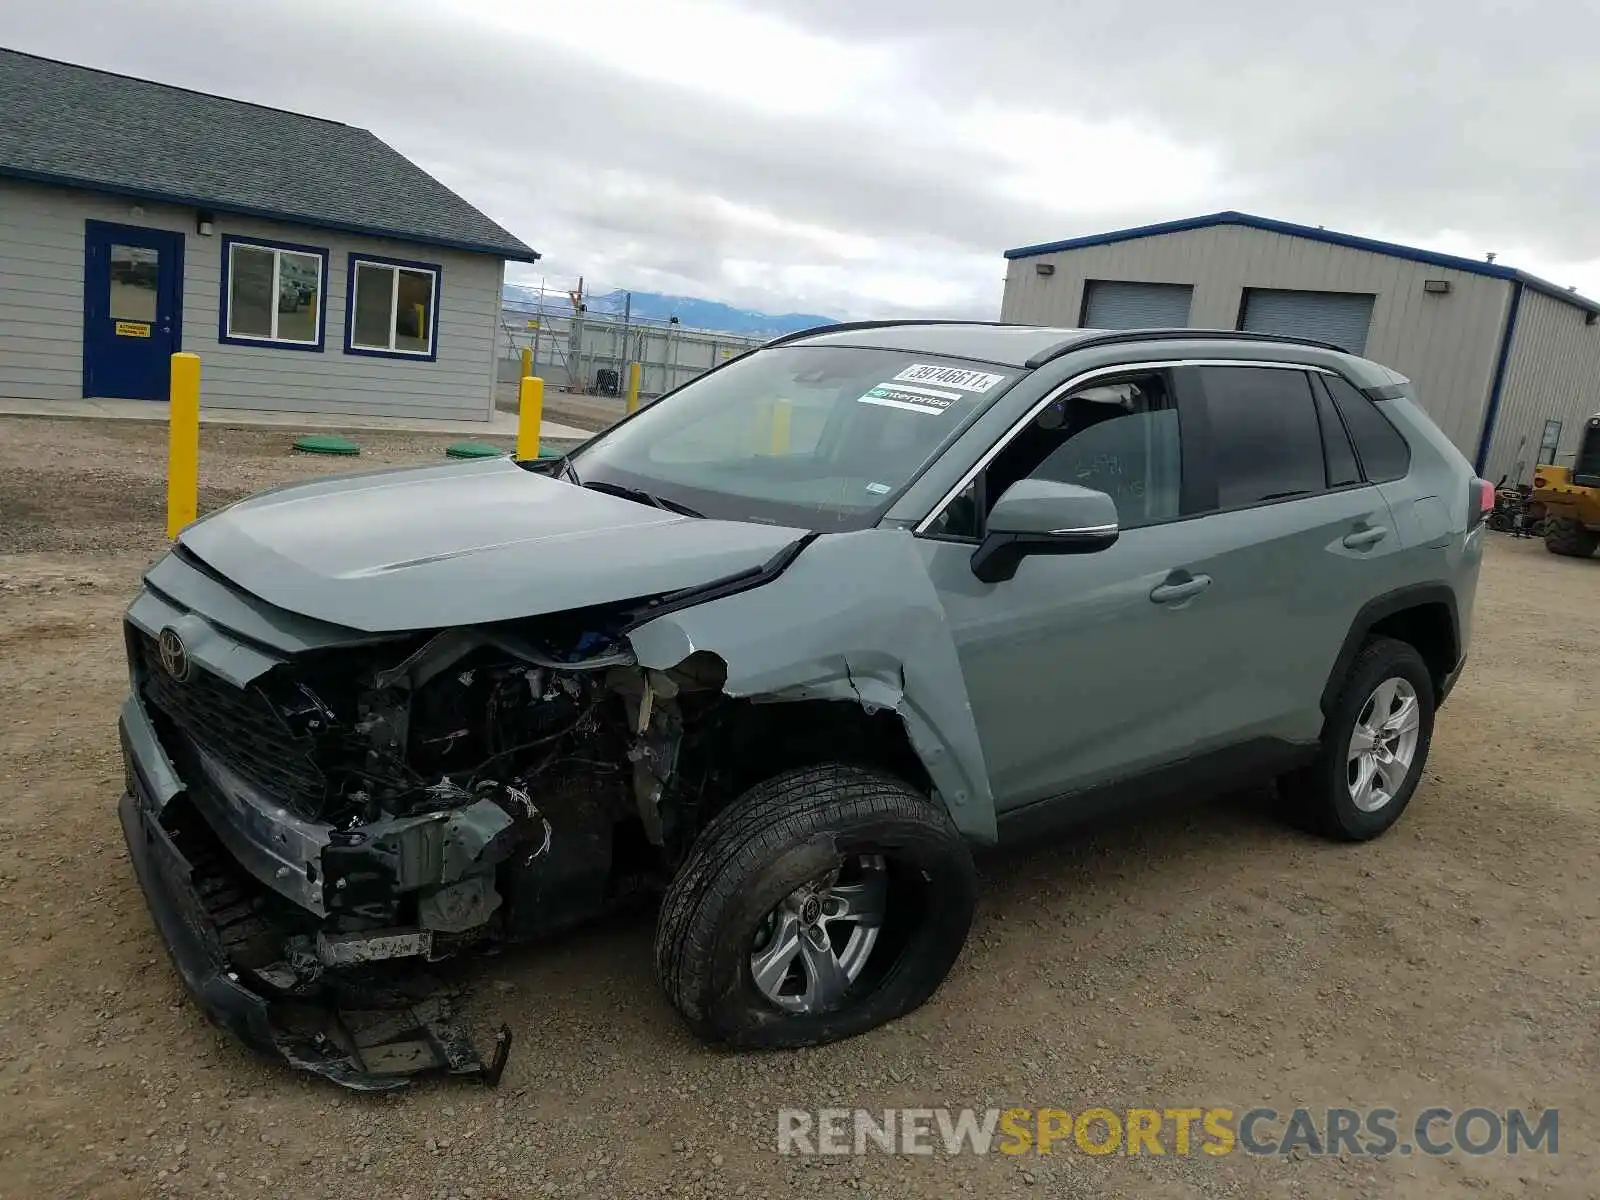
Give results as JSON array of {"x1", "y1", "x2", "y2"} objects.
[
  {"x1": 1285, "y1": 637, "x2": 1436, "y2": 841},
  {"x1": 1545, "y1": 515, "x2": 1599, "y2": 558},
  {"x1": 654, "y1": 764, "x2": 976, "y2": 1049}
]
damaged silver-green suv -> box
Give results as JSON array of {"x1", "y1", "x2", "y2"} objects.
[{"x1": 118, "y1": 322, "x2": 1487, "y2": 1088}]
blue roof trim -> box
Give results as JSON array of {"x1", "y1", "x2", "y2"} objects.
[
  {"x1": 1004, "y1": 210, "x2": 1600, "y2": 316},
  {"x1": 0, "y1": 165, "x2": 542, "y2": 263},
  {"x1": 1476, "y1": 280, "x2": 1525, "y2": 474}
]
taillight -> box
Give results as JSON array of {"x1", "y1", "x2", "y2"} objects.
[
  {"x1": 1534, "y1": 475, "x2": 1548, "y2": 490},
  {"x1": 1473, "y1": 478, "x2": 1495, "y2": 526}
]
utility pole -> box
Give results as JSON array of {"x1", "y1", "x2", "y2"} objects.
[{"x1": 621, "y1": 291, "x2": 632, "y2": 395}]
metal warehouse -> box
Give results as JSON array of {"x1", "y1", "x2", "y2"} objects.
[{"x1": 1001, "y1": 211, "x2": 1600, "y2": 485}]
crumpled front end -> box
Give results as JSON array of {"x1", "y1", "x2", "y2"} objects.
[
  {"x1": 114, "y1": 551, "x2": 664, "y2": 1089},
  {"x1": 118, "y1": 701, "x2": 512, "y2": 1090},
  {"x1": 116, "y1": 523, "x2": 998, "y2": 1089}
]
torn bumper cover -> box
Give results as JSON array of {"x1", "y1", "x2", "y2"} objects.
[{"x1": 117, "y1": 711, "x2": 511, "y2": 1091}]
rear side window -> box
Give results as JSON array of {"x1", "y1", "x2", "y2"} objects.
[
  {"x1": 1200, "y1": 366, "x2": 1327, "y2": 508},
  {"x1": 1324, "y1": 375, "x2": 1410, "y2": 482}
]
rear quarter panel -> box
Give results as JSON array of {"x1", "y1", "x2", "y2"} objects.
[{"x1": 1371, "y1": 393, "x2": 1484, "y2": 660}]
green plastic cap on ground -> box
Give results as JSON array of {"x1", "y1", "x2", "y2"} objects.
[
  {"x1": 292, "y1": 434, "x2": 361, "y2": 456},
  {"x1": 445, "y1": 441, "x2": 507, "y2": 459}
]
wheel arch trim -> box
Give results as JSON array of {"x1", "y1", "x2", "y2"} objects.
[{"x1": 1320, "y1": 583, "x2": 1461, "y2": 717}]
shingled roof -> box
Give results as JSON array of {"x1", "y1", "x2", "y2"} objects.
[{"x1": 0, "y1": 48, "x2": 538, "y2": 262}]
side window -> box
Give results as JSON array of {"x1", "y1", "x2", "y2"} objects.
[
  {"x1": 925, "y1": 371, "x2": 1182, "y2": 539},
  {"x1": 1313, "y1": 379, "x2": 1362, "y2": 487},
  {"x1": 1324, "y1": 375, "x2": 1410, "y2": 482},
  {"x1": 1201, "y1": 367, "x2": 1327, "y2": 508},
  {"x1": 1027, "y1": 398, "x2": 1181, "y2": 528}
]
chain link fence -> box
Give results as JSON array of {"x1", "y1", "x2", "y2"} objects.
[{"x1": 499, "y1": 303, "x2": 770, "y2": 398}]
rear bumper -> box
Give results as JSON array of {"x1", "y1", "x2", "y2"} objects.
[{"x1": 117, "y1": 703, "x2": 511, "y2": 1091}]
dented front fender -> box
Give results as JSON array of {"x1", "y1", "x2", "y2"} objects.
[{"x1": 626, "y1": 529, "x2": 996, "y2": 843}]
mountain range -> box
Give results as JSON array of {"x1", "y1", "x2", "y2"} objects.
[{"x1": 503, "y1": 283, "x2": 837, "y2": 338}]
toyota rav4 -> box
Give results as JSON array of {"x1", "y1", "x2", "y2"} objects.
[{"x1": 117, "y1": 322, "x2": 1486, "y2": 1088}]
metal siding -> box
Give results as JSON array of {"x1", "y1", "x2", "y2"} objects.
[
  {"x1": 1486, "y1": 288, "x2": 1600, "y2": 484},
  {"x1": 0, "y1": 178, "x2": 501, "y2": 418},
  {"x1": 999, "y1": 223, "x2": 1510, "y2": 462},
  {"x1": 1240, "y1": 288, "x2": 1375, "y2": 353},
  {"x1": 1081, "y1": 280, "x2": 1193, "y2": 328}
]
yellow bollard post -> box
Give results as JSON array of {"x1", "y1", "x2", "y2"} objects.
[
  {"x1": 769, "y1": 397, "x2": 791, "y2": 456},
  {"x1": 626, "y1": 361, "x2": 642, "y2": 414},
  {"x1": 517, "y1": 374, "x2": 544, "y2": 461},
  {"x1": 166, "y1": 353, "x2": 201, "y2": 539},
  {"x1": 520, "y1": 346, "x2": 532, "y2": 381}
]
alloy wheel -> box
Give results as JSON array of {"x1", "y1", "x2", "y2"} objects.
[
  {"x1": 1347, "y1": 676, "x2": 1421, "y2": 812},
  {"x1": 749, "y1": 854, "x2": 887, "y2": 1013}
]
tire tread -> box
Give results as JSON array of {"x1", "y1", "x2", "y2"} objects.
[{"x1": 654, "y1": 764, "x2": 970, "y2": 1040}]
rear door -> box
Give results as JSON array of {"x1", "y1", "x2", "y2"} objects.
[{"x1": 1176, "y1": 363, "x2": 1404, "y2": 744}]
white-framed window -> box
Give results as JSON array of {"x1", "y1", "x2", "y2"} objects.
[
  {"x1": 1539, "y1": 418, "x2": 1562, "y2": 464},
  {"x1": 346, "y1": 256, "x2": 439, "y2": 358},
  {"x1": 220, "y1": 237, "x2": 327, "y2": 349}
]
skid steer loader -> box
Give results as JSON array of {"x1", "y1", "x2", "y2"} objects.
[{"x1": 1532, "y1": 414, "x2": 1600, "y2": 557}]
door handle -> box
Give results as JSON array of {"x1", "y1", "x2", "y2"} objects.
[
  {"x1": 1149, "y1": 574, "x2": 1212, "y2": 604},
  {"x1": 1342, "y1": 526, "x2": 1389, "y2": 549}
]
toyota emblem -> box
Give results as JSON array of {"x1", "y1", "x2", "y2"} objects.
[{"x1": 157, "y1": 627, "x2": 190, "y2": 682}]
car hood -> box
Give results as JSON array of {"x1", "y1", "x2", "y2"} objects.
[{"x1": 177, "y1": 456, "x2": 806, "y2": 632}]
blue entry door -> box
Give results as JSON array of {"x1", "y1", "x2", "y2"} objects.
[{"x1": 83, "y1": 221, "x2": 184, "y2": 400}]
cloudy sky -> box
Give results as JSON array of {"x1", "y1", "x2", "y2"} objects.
[{"x1": 5, "y1": 0, "x2": 1598, "y2": 319}]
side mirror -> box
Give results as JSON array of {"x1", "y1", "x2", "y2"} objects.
[{"x1": 970, "y1": 478, "x2": 1119, "y2": 583}]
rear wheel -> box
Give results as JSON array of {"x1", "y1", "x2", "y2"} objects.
[
  {"x1": 1285, "y1": 637, "x2": 1435, "y2": 841},
  {"x1": 1544, "y1": 515, "x2": 1599, "y2": 558},
  {"x1": 654, "y1": 764, "x2": 976, "y2": 1049}
]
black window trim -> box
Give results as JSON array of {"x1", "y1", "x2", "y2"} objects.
[
  {"x1": 1310, "y1": 370, "x2": 1363, "y2": 488},
  {"x1": 915, "y1": 357, "x2": 1373, "y2": 540}
]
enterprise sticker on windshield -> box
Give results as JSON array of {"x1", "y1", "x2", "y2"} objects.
[
  {"x1": 893, "y1": 363, "x2": 1008, "y2": 393},
  {"x1": 857, "y1": 382, "x2": 962, "y2": 416}
]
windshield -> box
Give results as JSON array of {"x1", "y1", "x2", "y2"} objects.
[{"x1": 567, "y1": 345, "x2": 1020, "y2": 531}]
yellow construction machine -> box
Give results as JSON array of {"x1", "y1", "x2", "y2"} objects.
[{"x1": 1531, "y1": 413, "x2": 1600, "y2": 558}]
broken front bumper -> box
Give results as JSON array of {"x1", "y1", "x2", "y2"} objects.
[{"x1": 117, "y1": 699, "x2": 511, "y2": 1091}]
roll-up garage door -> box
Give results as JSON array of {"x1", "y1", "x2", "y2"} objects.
[
  {"x1": 1239, "y1": 288, "x2": 1375, "y2": 354},
  {"x1": 1081, "y1": 280, "x2": 1194, "y2": 329}
]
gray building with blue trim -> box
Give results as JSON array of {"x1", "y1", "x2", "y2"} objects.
[
  {"x1": 1002, "y1": 211, "x2": 1600, "y2": 485},
  {"x1": 0, "y1": 49, "x2": 539, "y2": 421}
]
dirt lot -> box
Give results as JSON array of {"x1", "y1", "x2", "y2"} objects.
[{"x1": 1, "y1": 415, "x2": 1597, "y2": 1199}]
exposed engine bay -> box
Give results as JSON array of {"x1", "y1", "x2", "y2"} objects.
[{"x1": 130, "y1": 612, "x2": 749, "y2": 1089}]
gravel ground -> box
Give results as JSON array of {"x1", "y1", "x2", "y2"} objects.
[{"x1": 1, "y1": 415, "x2": 1596, "y2": 1199}]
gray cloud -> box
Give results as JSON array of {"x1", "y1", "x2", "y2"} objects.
[{"x1": 5, "y1": 0, "x2": 1597, "y2": 316}]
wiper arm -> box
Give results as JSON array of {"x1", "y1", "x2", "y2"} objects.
[
  {"x1": 582, "y1": 480, "x2": 703, "y2": 519},
  {"x1": 651, "y1": 494, "x2": 705, "y2": 519},
  {"x1": 556, "y1": 454, "x2": 581, "y2": 485}
]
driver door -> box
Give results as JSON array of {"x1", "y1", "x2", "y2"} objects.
[{"x1": 917, "y1": 365, "x2": 1244, "y2": 817}]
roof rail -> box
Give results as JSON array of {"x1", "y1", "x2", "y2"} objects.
[
  {"x1": 1024, "y1": 327, "x2": 1346, "y2": 368},
  {"x1": 763, "y1": 319, "x2": 1027, "y2": 348}
]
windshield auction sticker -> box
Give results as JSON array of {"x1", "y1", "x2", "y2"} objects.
[
  {"x1": 893, "y1": 364, "x2": 1008, "y2": 393},
  {"x1": 858, "y1": 382, "x2": 963, "y2": 416}
]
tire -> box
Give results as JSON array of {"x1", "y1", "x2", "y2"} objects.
[
  {"x1": 654, "y1": 764, "x2": 976, "y2": 1049},
  {"x1": 1544, "y1": 515, "x2": 1600, "y2": 558},
  {"x1": 1285, "y1": 636, "x2": 1435, "y2": 841}
]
